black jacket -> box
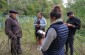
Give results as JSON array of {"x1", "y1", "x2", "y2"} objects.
[{"x1": 67, "y1": 17, "x2": 81, "y2": 34}]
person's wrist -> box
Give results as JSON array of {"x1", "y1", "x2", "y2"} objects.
[{"x1": 72, "y1": 25, "x2": 75, "y2": 27}]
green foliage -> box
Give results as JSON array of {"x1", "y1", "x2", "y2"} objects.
[
  {"x1": 66, "y1": 0, "x2": 85, "y2": 27},
  {"x1": 0, "y1": 0, "x2": 8, "y2": 14},
  {"x1": 0, "y1": 16, "x2": 85, "y2": 55},
  {"x1": 0, "y1": 0, "x2": 62, "y2": 17}
]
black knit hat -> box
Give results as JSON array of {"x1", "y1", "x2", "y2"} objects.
[
  {"x1": 67, "y1": 11, "x2": 73, "y2": 16},
  {"x1": 9, "y1": 10, "x2": 18, "y2": 14}
]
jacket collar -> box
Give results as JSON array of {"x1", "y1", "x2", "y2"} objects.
[{"x1": 51, "y1": 18, "x2": 63, "y2": 25}]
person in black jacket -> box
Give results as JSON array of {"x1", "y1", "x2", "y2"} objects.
[{"x1": 65, "y1": 11, "x2": 81, "y2": 55}]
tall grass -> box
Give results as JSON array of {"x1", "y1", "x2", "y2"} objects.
[{"x1": 0, "y1": 16, "x2": 85, "y2": 55}]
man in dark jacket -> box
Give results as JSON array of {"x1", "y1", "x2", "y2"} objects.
[
  {"x1": 5, "y1": 10, "x2": 22, "y2": 55},
  {"x1": 65, "y1": 11, "x2": 81, "y2": 55}
]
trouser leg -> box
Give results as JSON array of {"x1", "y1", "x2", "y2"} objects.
[
  {"x1": 69, "y1": 38, "x2": 74, "y2": 55},
  {"x1": 17, "y1": 38, "x2": 22, "y2": 54},
  {"x1": 11, "y1": 38, "x2": 17, "y2": 55},
  {"x1": 69, "y1": 34, "x2": 74, "y2": 55},
  {"x1": 65, "y1": 39, "x2": 69, "y2": 55}
]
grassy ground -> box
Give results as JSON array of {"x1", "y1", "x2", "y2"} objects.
[{"x1": 0, "y1": 17, "x2": 85, "y2": 55}]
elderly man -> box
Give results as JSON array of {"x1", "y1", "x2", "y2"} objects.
[{"x1": 5, "y1": 10, "x2": 22, "y2": 55}]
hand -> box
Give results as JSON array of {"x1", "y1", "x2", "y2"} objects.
[
  {"x1": 38, "y1": 30, "x2": 45, "y2": 36},
  {"x1": 67, "y1": 24, "x2": 73, "y2": 27},
  {"x1": 11, "y1": 34, "x2": 17, "y2": 39}
]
